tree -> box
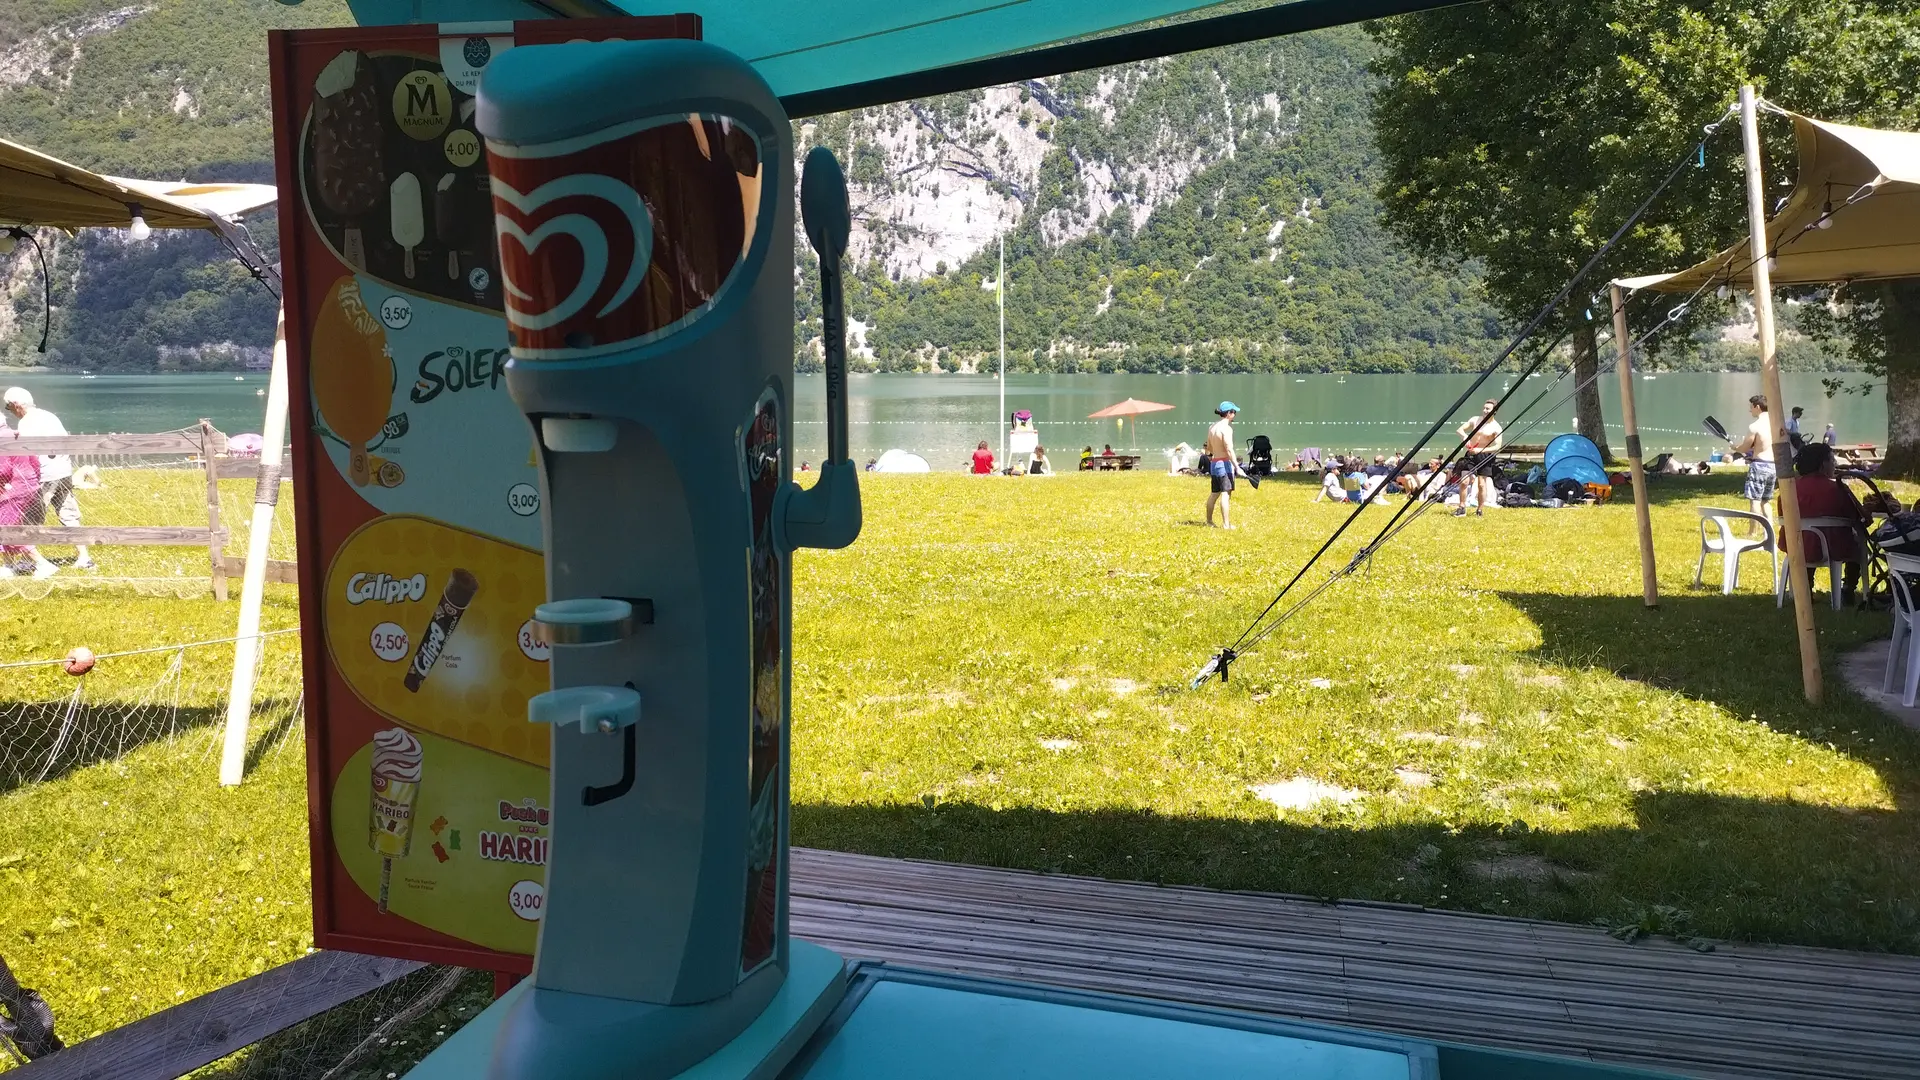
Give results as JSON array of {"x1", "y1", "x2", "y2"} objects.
[{"x1": 1369, "y1": 1, "x2": 1920, "y2": 472}]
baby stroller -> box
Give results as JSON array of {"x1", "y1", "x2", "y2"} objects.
[
  {"x1": 1246, "y1": 435, "x2": 1274, "y2": 477},
  {"x1": 1837, "y1": 469, "x2": 1913, "y2": 609}
]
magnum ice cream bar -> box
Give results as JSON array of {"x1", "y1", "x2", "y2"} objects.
[
  {"x1": 309, "y1": 275, "x2": 394, "y2": 487},
  {"x1": 391, "y1": 171, "x2": 425, "y2": 279},
  {"x1": 405, "y1": 568, "x2": 478, "y2": 692},
  {"x1": 311, "y1": 50, "x2": 386, "y2": 270},
  {"x1": 370, "y1": 725, "x2": 424, "y2": 914}
]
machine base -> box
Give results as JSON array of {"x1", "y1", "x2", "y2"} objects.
[
  {"x1": 405, "y1": 941, "x2": 847, "y2": 1080},
  {"x1": 782, "y1": 964, "x2": 1681, "y2": 1080}
]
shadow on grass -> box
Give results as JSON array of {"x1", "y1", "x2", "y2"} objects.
[
  {"x1": 0, "y1": 696, "x2": 302, "y2": 794},
  {"x1": 242, "y1": 705, "x2": 304, "y2": 779},
  {"x1": 795, "y1": 783, "x2": 1920, "y2": 953},
  {"x1": 1500, "y1": 590, "x2": 1919, "y2": 754}
]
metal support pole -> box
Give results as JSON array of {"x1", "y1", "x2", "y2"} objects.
[
  {"x1": 997, "y1": 232, "x2": 1006, "y2": 469},
  {"x1": 1741, "y1": 84, "x2": 1822, "y2": 705},
  {"x1": 220, "y1": 304, "x2": 292, "y2": 785},
  {"x1": 1609, "y1": 284, "x2": 1659, "y2": 607}
]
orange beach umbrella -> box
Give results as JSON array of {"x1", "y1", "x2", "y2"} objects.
[
  {"x1": 1087, "y1": 397, "x2": 1175, "y2": 419},
  {"x1": 1087, "y1": 398, "x2": 1175, "y2": 450}
]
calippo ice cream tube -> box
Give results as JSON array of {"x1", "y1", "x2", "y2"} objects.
[
  {"x1": 404, "y1": 568, "x2": 478, "y2": 692},
  {"x1": 369, "y1": 726, "x2": 424, "y2": 914}
]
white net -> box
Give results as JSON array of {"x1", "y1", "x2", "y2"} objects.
[{"x1": 0, "y1": 629, "x2": 512, "y2": 1078}]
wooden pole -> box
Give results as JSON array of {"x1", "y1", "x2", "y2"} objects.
[
  {"x1": 202, "y1": 417, "x2": 227, "y2": 602},
  {"x1": 220, "y1": 305, "x2": 292, "y2": 786},
  {"x1": 1741, "y1": 84, "x2": 1822, "y2": 705},
  {"x1": 1609, "y1": 284, "x2": 1658, "y2": 607}
]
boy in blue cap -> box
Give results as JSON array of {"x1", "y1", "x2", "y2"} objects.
[{"x1": 1205, "y1": 401, "x2": 1253, "y2": 527}]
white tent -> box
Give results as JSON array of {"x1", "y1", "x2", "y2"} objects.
[
  {"x1": 1619, "y1": 111, "x2": 1920, "y2": 293},
  {"x1": 873, "y1": 450, "x2": 931, "y2": 473}
]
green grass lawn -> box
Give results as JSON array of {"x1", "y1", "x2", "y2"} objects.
[{"x1": 5, "y1": 467, "x2": 1920, "y2": 1072}]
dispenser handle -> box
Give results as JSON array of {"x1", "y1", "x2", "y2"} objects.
[
  {"x1": 801, "y1": 146, "x2": 852, "y2": 466},
  {"x1": 582, "y1": 724, "x2": 636, "y2": 807}
]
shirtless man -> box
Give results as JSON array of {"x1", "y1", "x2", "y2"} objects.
[
  {"x1": 1454, "y1": 398, "x2": 1503, "y2": 517},
  {"x1": 1205, "y1": 401, "x2": 1243, "y2": 528},
  {"x1": 1731, "y1": 394, "x2": 1776, "y2": 525}
]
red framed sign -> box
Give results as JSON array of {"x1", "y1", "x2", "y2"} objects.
[{"x1": 271, "y1": 15, "x2": 699, "y2": 972}]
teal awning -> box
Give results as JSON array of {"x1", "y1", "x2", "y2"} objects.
[{"x1": 346, "y1": 0, "x2": 1462, "y2": 114}]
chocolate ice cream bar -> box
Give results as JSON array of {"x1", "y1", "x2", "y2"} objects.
[{"x1": 312, "y1": 50, "x2": 386, "y2": 269}]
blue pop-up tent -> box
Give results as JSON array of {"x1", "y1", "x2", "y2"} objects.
[
  {"x1": 1544, "y1": 433, "x2": 1610, "y2": 487},
  {"x1": 342, "y1": 0, "x2": 1455, "y2": 114}
]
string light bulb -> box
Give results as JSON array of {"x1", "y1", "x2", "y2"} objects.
[
  {"x1": 126, "y1": 203, "x2": 151, "y2": 241},
  {"x1": 1817, "y1": 199, "x2": 1834, "y2": 229}
]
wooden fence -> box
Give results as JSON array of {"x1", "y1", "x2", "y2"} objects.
[{"x1": 0, "y1": 419, "x2": 295, "y2": 599}]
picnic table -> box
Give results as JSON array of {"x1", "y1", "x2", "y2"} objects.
[
  {"x1": 1081, "y1": 454, "x2": 1142, "y2": 471},
  {"x1": 1834, "y1": 442, "x2": 1881, "y2": 465}
]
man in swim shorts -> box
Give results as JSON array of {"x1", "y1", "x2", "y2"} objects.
[
  {"x1": 1731, "y1": 394, "x2": 1776, "y2": 527},
  {"x1": 1205, "y1": 401, "x2": 1243, "y2": 528},
  {"x1": 1454, "y1": 398, "x2": 1503, "y2": 517}
]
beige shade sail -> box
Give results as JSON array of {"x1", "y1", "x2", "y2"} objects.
[
  {"x1": 0, "y1": 136, "x2": 276, "y2": 231},
  {"x1": 1617, "y1": 110, "x2": 1920, "y2": 294}
]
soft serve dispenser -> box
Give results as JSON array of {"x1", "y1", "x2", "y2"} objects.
[{"x1": 406, "y1": 37, "x2": 860, "y2": 1080}]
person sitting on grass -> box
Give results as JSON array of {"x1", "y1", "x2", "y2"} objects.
[
  {"x1": 971, "y1": 440, "x2": 995, "y2": 475},
  {"x1": 1396, "y1": 457, "x2": 1440, "y2": 499},
  {"x1": 1786, "y1": 442, "x2": 1869, "y2": 602},
  {"x1": 1029, "y1": 446, "x2": 1052, "y2": 475},
  {"x1": 1315, "y1": 464, "x2": 1344, "y2": 503},
  {"x1": 1342, "y1": 464, "x2": 1365, "y2": 504}
]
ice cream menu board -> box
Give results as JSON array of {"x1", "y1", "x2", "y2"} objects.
[{"x1": 270, "y1": 16, "x2": 699, "y2": 971}]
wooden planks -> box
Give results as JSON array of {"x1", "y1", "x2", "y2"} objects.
[
  {"x1": 789, "y1": 848, "x2": 1920, "y2": 1080},
  {"x1": 0, "y1": 526, "x2": 224, "y2": 546},
  {"x1": 217, "y1": 556, "x2": 299, "y2": 584},
  {"x1": 13, "y1": 951, "x2": 423, "y2": 1080},
  {"x1": 0, "y1": 431, "x2": 218, "y2": 456}
]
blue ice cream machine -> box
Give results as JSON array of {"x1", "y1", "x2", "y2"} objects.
[
  {"x1": 409, "y1": 34, "x2": 1678, "y2": 1080},
  {"x1": 403, "y1": 37, "x2": 860, "y2": 1080}
]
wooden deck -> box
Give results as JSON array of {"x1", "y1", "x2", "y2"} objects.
[{"x1": 791, "y1": 848, "x2": 1920, "y2": 1080}]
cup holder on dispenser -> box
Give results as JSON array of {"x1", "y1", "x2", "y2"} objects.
[{"x1": 533, "y1": 597, "x2": 643, "y2": 645}]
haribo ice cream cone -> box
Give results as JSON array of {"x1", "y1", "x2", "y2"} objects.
[
  {"x1": 369, "y1": 726, "x2": 424, "y2": 914},
  {"x1": 310, "y1": 275, "x2": 394, "y2": 487}
]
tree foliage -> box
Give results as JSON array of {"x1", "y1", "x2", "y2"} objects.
[{"x1": 1368, "y1": 0, "x2": 1920, "y2": 467}]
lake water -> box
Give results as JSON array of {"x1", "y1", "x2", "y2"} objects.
[{"x1": 0, "y1": 370, "x2": 1883, "y2": 469}]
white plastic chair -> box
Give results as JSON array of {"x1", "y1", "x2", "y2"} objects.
[
  {"x1": 1694, "y1": 507, "x2": 1777, "y2": 596},
  {"x1": 1884, "y1": 569, "x2": 1920, "y2": 706},
  {"x1": 1777, "y1": 516, "x2": 1866, "y2": 611}
]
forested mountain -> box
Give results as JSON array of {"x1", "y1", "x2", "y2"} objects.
[{"x1": 0, "y1": 1, "x2": 1841, "y2": 373}]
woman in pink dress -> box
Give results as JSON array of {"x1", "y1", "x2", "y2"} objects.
[{"x1": 0, "y1": 447, "x2": 56, "y2": 578}]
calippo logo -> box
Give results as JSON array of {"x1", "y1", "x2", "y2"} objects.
[
  {"x1": 346, "y1": 572, "x2": 427, "y2": 605},
  {"x1": 499, "y1": 799, "x2": 551, "y2": 827},
  {"x1": 484, "y1": 114, "x2": 757, "y2": 360}
]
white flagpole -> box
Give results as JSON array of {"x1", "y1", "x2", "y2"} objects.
[{"x1": 998, "y1": 232, "x2": 1006, "y2": 470}]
